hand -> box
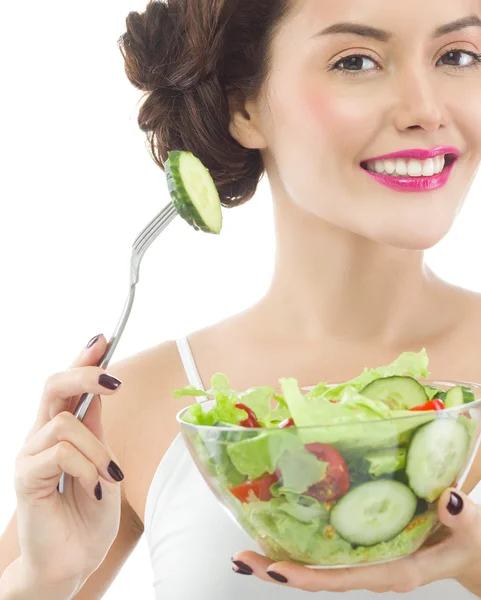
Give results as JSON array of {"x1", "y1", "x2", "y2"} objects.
[
  {"x1": 232, "y1": 488, "x2": 481, "y2": 594},
  {"x1": 13, "y1": 335, "x2": 124, "y2": 588}
]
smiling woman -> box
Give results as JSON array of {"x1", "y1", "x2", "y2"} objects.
[
  {"x1": 112, "y1": 0, "x2": 481, "y2": 600},
  {"x1": 114, "y1": 0, "x2": 481, "y2": 598},
  {"x1": 3, "y1": 0, "x2": 481, "y2": 599}
]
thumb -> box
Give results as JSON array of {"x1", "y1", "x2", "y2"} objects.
[{"x1": 438, "y1": 488, "x2": 480, "y2": 537}]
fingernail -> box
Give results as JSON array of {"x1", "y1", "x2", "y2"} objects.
[
  {"x1": 108, "y1": 460, "x2": 125, "y2": 482},
  {"x1": 99, "y1": 374, "x2": 122, "y2": 390},
  {"x1": 86, "y1": 334, "x2": 101, "y2": 349},
  {"x1": 94, "y1": 481, "x2": 102, "y2": 500},
  {"x1": 447, "y1": 491, "x2": 463, "y2": 516},
  {"x1": 267, "y1": 571, "x2": 288, "y2": 583},
  {"x1": 231, "y1": 560, "x2": 253, "y2": 575},
  {"x1": 232, "y1": 566, "x2": 252, "y2": 576}
]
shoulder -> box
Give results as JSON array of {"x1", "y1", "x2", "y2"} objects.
[{"x1": 99, "y1": 337, "x2": 198, "y2": 526}]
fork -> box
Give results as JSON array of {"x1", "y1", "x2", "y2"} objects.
[{"x1": 58, "y1": 200, "x2": 178, "y2": 493}]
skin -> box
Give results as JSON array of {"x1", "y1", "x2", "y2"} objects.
[
  {"x1": 224, "y1": 0, "x2": 481, "y2": 593},
  {"x1": 113, "y1": 0, "x2": 481, "y2": 595}
]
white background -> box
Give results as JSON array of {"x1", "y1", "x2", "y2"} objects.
[{"x1": 1, "y1": 1, "x2": 481, "y2": 597}]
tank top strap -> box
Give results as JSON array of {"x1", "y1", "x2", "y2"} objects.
[{"x1": 175, "y1": 336, "x2": 206, "y2": 398}]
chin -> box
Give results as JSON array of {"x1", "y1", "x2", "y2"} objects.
[{"x1": 370, "y1": 218, "x2": 454, "y2": 251}]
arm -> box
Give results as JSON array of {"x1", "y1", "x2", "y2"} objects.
[
  {"x1": 0, "y1": 356, "x2": 145, "y2": 600},
  {"x1": 0, "y1": 557, "x2": 83, "y2": 600}
]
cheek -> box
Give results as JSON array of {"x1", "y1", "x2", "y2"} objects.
[{"x1": 293, "y1": 84, "x2": 377, "y2": 156}]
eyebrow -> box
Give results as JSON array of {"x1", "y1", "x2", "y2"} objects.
[{"x1": 311, "y1": 14, "x2": 481, "y2": 43}]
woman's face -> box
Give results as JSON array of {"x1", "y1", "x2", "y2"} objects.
[{"x1": 252, "y1": 0, "x2": 481, "y2": 250}]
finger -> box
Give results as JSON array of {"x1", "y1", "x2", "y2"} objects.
[
  {"x1": 68, "y1": 333, "x2": 106, "y2": 370},
  {"x1": 21, "y1": 411, "x2": 123, "y2": 485},
  {"x1": 232, "y1": 551, "x2": 424, "y2": 593},
  {"x1": 38, "y1": 364, "x2": 122, "y2": 424},
  {"x1": 15, "y1": 440, "x2": 102, "y2": 502},
  {"x1": 438, "y1": 488, "x2": 481, "y2": 539},
  {"x1": 33, "y1": 334, "x2": 108, "y2": 427},
  {"x1": 231, "y1": 551, "x2": 276, "y2": 583}
]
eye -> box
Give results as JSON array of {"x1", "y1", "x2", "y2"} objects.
[
  {"x1": 328, "y1": 49, "x2": 481, "y2": 77},
  {"x1": 329, "y1": 55, "x2": 379, "y2": 73},
  {"x1": 436, "y1": 49, "x2": 481, "y2": 68}
]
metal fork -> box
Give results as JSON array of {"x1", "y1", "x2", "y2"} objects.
[{"x1": 58, "y1": 201, "x2": 178, "y2": 493}]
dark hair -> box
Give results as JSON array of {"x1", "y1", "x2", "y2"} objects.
[{"x1": 118, "y1": 0, "x2": 292, "y2": 207}]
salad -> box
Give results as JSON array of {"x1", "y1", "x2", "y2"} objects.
[{"x1": 174, "y1": 349, "x2": 480, "y2": 566}]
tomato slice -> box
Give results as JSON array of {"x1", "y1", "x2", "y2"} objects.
[
  {"x1": 409, "y1": 399, "x2": 445, "y2": 412},
  {"x1": 278, "y1": 417, "x2": 295, "y2": 428},
  {"x1": 228, "y1": 471, "x2": 279, "y2": 503},
  {"x1": 304, "y1": 443, "x2": 350, "y2": 502},
  {"x1": 235, "y1": 403, "x2": 261, "y2": 428}
]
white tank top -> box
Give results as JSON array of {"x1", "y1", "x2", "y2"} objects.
[{"x1": 143, "y1": 336, "x2": 480, "y2": 599}]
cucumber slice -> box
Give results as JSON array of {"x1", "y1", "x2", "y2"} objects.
[
  {"x1": 361, "y1": 376, "x2": 428, "y2": 410},
  {"x1": 165, "y1": 151, "x2": 222, "y2": 234},
  {"x1": 461, "y1": 386, "x2": 475, "y2": 404},
  {"x1": 406, "y1": 419, "x2": 470, "y2": 502},
  {"x1": 444, "y1": 386, "x2": 464, "y2": 408},
  {"x1": 329, "y1": 480, "x2": 417, "y2": 547},
  {"x1": 433, "y1": 390, "x2": 447, "y2": 401}
]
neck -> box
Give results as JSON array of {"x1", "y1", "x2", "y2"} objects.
[{"x1": 257, "y1": 184, "x2": 451, "y2": 349}]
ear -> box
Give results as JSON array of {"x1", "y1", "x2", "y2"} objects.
[{"x1": 228, "y1": 93, "x2": 267, "y2": 150}]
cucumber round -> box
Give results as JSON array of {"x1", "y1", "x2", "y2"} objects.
[
  {"x1": 461, "y1": 386, "x2": 476, "y2": 404},
  {"x1": 444, "y1": 386, "x2": 464, "y2": 408},
  {"x1": 406, "y1": 418, "x2": 470, "y2": 502},
  {"x1": 361, "y1": 376, "x2": 428, "y2": 410},
  {"x1": 165, "y1": 151, "x2": 222, "y2": 234},
  {"x1": 329, "y1": 480, "x2": 417, "y2": 547}
]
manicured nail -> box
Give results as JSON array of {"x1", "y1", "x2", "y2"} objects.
[
  {"x1": 267, "y1": 571, "x2": 288, "y2": 583},
  {"x1": 231, "y1": 560, "x2": 253, "y2": 575},
  {"x1": 86, "y1": 334, "x2": 101, "y2": 349},
  {"x1": 108, "y1": 460, "x2": 125, "y2": 482},
  {"x1": 232, "y1": 566, "x2": 252, "y2": 576},
  {"x1": 94, "y1": 481, "x2": 102, "y2": 500},
  {"x1": 447, "y1": 491, "x2": 463, "y2": 516},
  {"x1": 99, "y1": 374, "x2": 122, "y2": 390}
]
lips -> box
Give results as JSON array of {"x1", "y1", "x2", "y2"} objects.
[{"x1": 361, "y1": 146, "x2": 461, "y2": 162}]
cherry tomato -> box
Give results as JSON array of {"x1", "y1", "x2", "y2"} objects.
[
  {"x1": 278, "y1": 417, "x2": 295, "y2": 428},
  {"x1": 409, "y1": 399, "x2": 445, "y2": 412},
  {"x1": 235, "y1": 403, "x2": 261, "y2": 427},
  {"x1": 228, "y1": 471, "x2": 279, "y2": 503},
  {"x1": 304, "y1": 443, "x2": 350, "y2": 502}
]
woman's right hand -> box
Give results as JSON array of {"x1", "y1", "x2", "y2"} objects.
[{"x1": 13, "y1": 334, "x2": 125, "y2": 588}]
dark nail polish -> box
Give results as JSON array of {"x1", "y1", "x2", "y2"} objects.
[
  {"x1": 99, "y1": 374, "x2": 122, "y2": 390},
  {"x1": 95, "y1": 481, "x2": 102, "y2": 500},
  {"x1": 447, "y1": 491, "x2": 463, "y2": 516},
  {"x1": 267, "y1": 571, "x2": 288, "y2": 583},
  {"x1": 232, "y1": 566, "x2": 252, "y2": 576},
  {"x1": 232, "y1": 560, "x2": 253, "y2": 575},
  {"x1": 108, "y1": 460, "x2": 125, "y2": 482},
  {"x1": 87, "y1": 334, "x2": 101, "y2": 349}
]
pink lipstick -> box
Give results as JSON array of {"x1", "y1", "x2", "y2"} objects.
[{"x1": 360, "y1": 146, "x2": 460, "y2": 192}]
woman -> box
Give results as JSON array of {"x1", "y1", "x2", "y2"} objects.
[{"x1": 1, "y1": 0, "x2": 481, "y2": 597}]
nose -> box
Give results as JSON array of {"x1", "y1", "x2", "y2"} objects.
[{"x1": 393, "y1": 69, "x2": 450, "y2": 133}]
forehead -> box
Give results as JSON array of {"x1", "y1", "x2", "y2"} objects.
[{"x1": 280, "y1": 0, "x2": 481, "y2": 42}]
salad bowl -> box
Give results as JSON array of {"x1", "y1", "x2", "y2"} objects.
[{"x1": 175, "y1": 350, "x2": 481, "y2": 567}]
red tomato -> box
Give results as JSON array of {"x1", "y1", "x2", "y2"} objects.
[
  {"x1": 409, "y1": 399, "x2": 445, "y2": 412},
  {"x1": 278, "y1": 417, "x2": 295, "y2": 428},
  {"x1": 228, "y1": 472, "x2": 279, "y2": 503},
  {"x1": 235, "y1": 403, "x2": 261, "y2": 428},
  {"x1": 304, "y1": 443, "x2": 350, "y2": 502}
]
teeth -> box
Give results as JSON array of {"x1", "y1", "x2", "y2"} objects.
[{"x1": 364, "y1": 155, "x2": 448, "y2": 177}]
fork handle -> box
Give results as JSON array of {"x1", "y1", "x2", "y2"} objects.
[{"x1": 57, "y1": 283, "x2": 137, "y2": 494}]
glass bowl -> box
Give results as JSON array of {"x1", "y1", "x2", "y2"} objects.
[{"x1": 176, "y1": 380, "x2": 481, "y2": 568}]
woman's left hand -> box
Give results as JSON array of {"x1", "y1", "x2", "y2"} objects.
[{"x1": 231, "y1": 488, "x2": 481, "y2": 594}]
